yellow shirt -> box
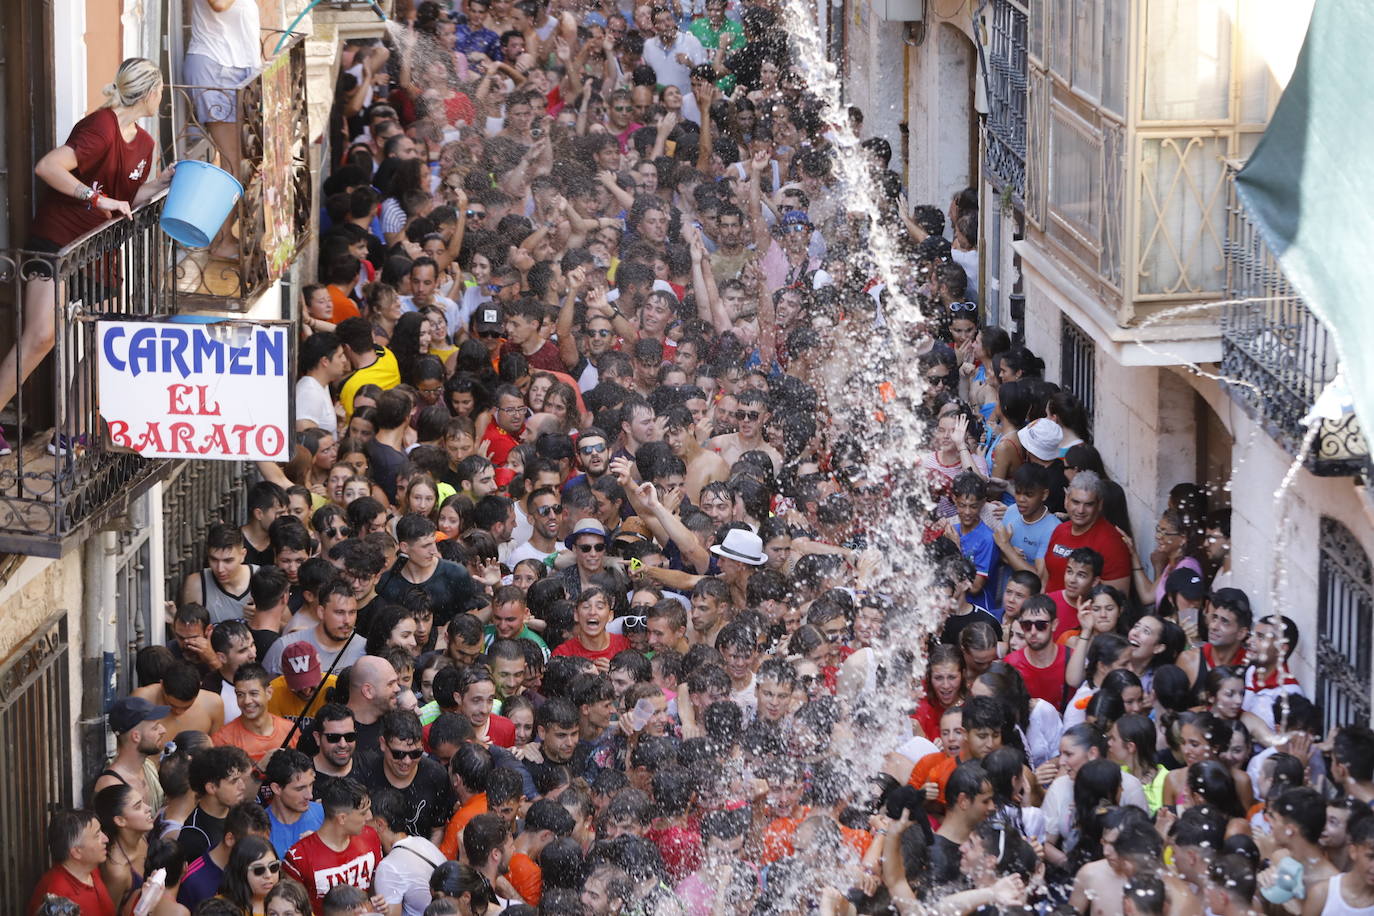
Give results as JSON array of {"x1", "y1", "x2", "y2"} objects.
[
  {"x1": 267, "y1": 674, "x2": 338, "y2": 720},
  {"x1": 339, "y1": 347, "x2": 401, "y2": 416}
]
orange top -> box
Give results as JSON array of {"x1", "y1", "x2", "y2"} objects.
[
  {"x1": 439, "y1": 793, "x2": 487, "y2": 860},
  {"x1": 1056, "y1": 627, "x2": 1081, "y2": 646},
  {"x1": 328, "y1": 285, "x2": 362, "y2": 323},
  {"x1": 211, "y1": 715, "x2": 296, "y2": 764},
  {"x1": 760, "y1": 809, "x2": 871, "y2": 864},
  {"x1": 906, "y1": 750, "x2": 963, "y2": 806},
  {"x1": 508, "y1": 852, "x2": 542, "y2": 905}
]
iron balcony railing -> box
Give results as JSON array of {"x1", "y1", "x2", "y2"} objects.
[
  {"x1": 1220, "y1": 166, "x2": 1370, "y2": 476},
  {"x1": 167, "y1": 34, "x2": 313, "y2": 309},
  {"x1": 0, "y1": 198, "x2": 178, "y2": 556},
  {"x1": 981, "y1": 0, "x2": 1029, "y2": 202}
]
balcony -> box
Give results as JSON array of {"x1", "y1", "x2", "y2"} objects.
[
  {"x1": 1219, "y1": 168, "x2": 1371, "y2": 477},
  {"x1": 0, "y1": 200, "x2": 177, "y2": 557},
  {"x1": 981, "y1": 0, "x2": 1028, "y2": 203},
  {"x1": 166, "y1": 34, "x2": 313, "y2": 310}
]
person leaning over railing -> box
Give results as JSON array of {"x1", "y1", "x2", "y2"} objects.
[{"x1": 0, "y1": 57, "x2": 173, "y2": 458}]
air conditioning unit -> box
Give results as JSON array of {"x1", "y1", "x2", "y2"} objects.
[{"x1": 871, "y1": 0, "x2": 923, "y2": 21}]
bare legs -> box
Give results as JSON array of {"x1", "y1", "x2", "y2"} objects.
[
  {"x1": 0, "y1": 275, "x2": 58, "y2": 422},
  {"x1": 206, "y1": 119, "x2": 241, "y2": 260}
]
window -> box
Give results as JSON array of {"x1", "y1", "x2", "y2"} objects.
[
  {"x1": 1059, "y1": 318, "x2": 1095, "y2": 434},
  {"x1": 1316, "y1": 518, "x2": 1373, "y2": 732},
  {"x1": 1142, "y1": 0, "x2": 1233, "y2": 121},
  {"x1": 1048, "y1": 107, "x2": 1101, "y2": 243}
]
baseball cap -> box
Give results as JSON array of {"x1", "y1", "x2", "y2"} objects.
[
  {"x1": 108, "y1": 696, "x2": 171, "y2": 734},
  {"x1": 474, "y1": 305, "x2": 504, "y2": 331},
  {"x1": 1166, "y1": 567, "x2": 1206, "y2": 602},
  {"x1": 281, "y1": 641, "x2": 323, "y2": 692},
  {"x1": 775, "y1": 209, "x2": 812, "y2": 233}
]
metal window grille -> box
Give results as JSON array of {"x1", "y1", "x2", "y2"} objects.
[
  {"x1": 162, "y1": 460, "x2": 255, "y2": 599},
  {"x1": 0, "y1": 615, "x2": 72, "y2": 912},
  {"x1": 1316, "y1": 517, "x2": 1373, "y2": 731},
  {"x1": 1059, "y1": 318, "x2": 1095, "y2": 435},
  {"x1": 983, "y1": 0, "x2": 1029, "y2": 201}
]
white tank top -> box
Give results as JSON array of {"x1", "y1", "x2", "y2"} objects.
[{"x1": 1324, "y1": 875, "x2": 1374, "y2": 916}]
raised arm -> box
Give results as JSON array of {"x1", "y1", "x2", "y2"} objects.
[
  {"x1": 557, "y1": 266, "x2": 587, "y2": 370},
  {"x1": 746, "y1": 148, "x2": 773, "y2": 251}
]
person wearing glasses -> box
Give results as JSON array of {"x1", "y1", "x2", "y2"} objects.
[
  {"x1": 480, "y1": 383, "x2": 530, "y2": 465},
  {"x1": 705, "y1": 388, "x2": 780, "y2": 473},
  {"x1": 510, "y1": 486, "x2": 565, "y2": 566},
  {"x1": 218, "y1": 835, "x2": 282, "y2": 914},
  {"x1": 311, "y1": 704, "x2": 361, "y2": 796},
  {"x1": 1004, "y1": 596, "x2": 1069, "y2": 712},
  {"x1": 557, "y1": 521, "x2": 614, "y2": 602},
  {"x1": 355, "y1": 711, "x2": 454, "y2": 843},
  {"x1": 568, "y1": 427, "x2": 613, "y2": 490}
]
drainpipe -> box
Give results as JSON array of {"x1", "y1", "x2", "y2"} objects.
[{"x1": 78, "y1": 530, "x2": 119, "y2": 802}]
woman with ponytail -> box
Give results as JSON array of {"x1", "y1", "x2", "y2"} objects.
[{"x1": 0, "y1": 58, "x2": 172, "y2": 455}]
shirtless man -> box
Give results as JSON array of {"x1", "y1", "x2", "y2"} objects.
[
  {"x1": 1069, "y1": 815, "x2": 1165, "y2": 916},
  {"x1": 705, "y1": 388, "x2": 781, "y2": 473},
  {"x1": 662, "y1": 405, "x2": 728, "y2": 504},
  {"x1": 1262, "y1": 787, "x2": 1338, "y2": 909},
  {"x1": 1302, "y1": 815, "x2": 1374, "y2": 916},
  {"x1": 132, "y1": 660, "x2": 225, "y2": 737}
]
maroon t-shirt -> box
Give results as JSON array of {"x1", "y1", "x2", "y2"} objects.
[
  {"x1": 31, "y1": 107, "x2": 156, "y2": 246},
  {"x1": 503, "y1": 339, "x2": 566, "y2": 375},
  {"x1": 1006, "y1": 645, "x2": 1070, "y2": 711}
]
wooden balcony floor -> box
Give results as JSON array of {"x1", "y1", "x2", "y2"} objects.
[{"x1": 173, "y1": 249, "x2": 243, "y2": 299}]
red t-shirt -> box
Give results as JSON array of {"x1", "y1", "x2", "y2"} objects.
[
  {"x1": 1046, "y1": 590, "x2": 1083, "y2": 638},
  {"x1": 645, "y1": 822, "x2": 704, "y2": 884},
  {"x1": 552, "y1": 633, "x2": 630, "y2": 662},
  {"x1": 480, "y1": 422, "x2": 522, "y2": 466},
  {"x1": 481, "y1": 713, "x2": 517, "y2": 748},
  {"x1": 1006, "y1": 645, "x2": 1070, "y2": 711},
  {"x1": 912, "y1": 697, "x2": 947, "y2": 740},
  {"x1": 28, "y1": 865, "x2": 115, "y2": 916},
  {"x1": 31, "y1": 107, "x2": 156, "y2": 247},
  {"x1": 284, "y1": 827, "x2": 383, "y2": 913},
  {"x1": 1042, "y1": 517, "x2": 1131, "y2": 592}
]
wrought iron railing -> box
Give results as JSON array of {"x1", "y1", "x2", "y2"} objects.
[
  {"x1": 162, "y1": 459, "x2": 255, "y2": 600},
  {"x1": 0, "y1": 199, "x2": 177, "y2": 556},
  {"x1": 981, "y1": 0, "x2": 1028, "y2": 202},
  {"x1": 167, "y1": 34, "x2": 313, "y2": 309},
  {"x1": 1220, "y1": 166, "x2": 1370, "y2": 476}
]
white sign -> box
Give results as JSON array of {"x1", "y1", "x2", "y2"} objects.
[{"x1": 97, "y1": 320, "x2": 294, "y2": 461}]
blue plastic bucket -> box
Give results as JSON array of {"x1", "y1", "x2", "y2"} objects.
[{"x1": 159, "y1": 160, "x2": 244, "y2": 249}]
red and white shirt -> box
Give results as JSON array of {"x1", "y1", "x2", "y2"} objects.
[{"x1": 284, "y1": 827, "x2": 383, "y2": 914}]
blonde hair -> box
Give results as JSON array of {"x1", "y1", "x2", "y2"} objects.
[{"x1": 101, "y1": 58, "x2": 162, "y2": 109}]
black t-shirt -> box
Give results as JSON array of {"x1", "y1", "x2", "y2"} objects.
[
  {"x1": 177, "y1": 805, "x2": 226, "y2": 863},
  {"x1": 244, "y1": 541, "x2": 275, "y2": 568},
  {"x1": 354, "y1": 717, "x2": 385, "y2": 757},
  {"x1": 940, "y1": 606, "x2": 1003, "y2": 647},
  {"x1": 378, "y1": 559, "x2": 486, "y2": 626},
  {"x1": 252, "y1": 627, "x2": 280, "y2": 662},
  {"x1": 354, "y1": 749, "x2": 455, "y2": 839},
  {"x1": 928, "y1": 833, "x2": 964, "y2": 887},
  {"x1": 365, "y1": 439, "x2": 408, "y2": 503}
]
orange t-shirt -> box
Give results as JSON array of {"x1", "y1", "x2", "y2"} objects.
[
  {"x1": 328, "y1": 285, "x2": 361, "y2": 323},
  {"x1": 760, "y1": 809, "x2": 871, "y2": 864},
  {"x1": 211, "y1": 715, "x2": 296, "y2": 764},
  {"x1": 439, "y1": 793, "x2": 488, "y2": 860},
  {"x1": 906, "y1": 750, "x2": 964, "y2": 806},
  {"x1": 508, "y1": 852, "x2": 542, "y2": 905}
]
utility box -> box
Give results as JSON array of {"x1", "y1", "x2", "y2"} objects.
[{"x1": 870, "y1": 0, "x2": 923, "y2": 20}]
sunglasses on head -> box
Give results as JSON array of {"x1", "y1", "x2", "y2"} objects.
[
  {"x1": 322, "y1": 731, "x2": 357, "y2": 743},
  {"x1": 250, "y1": 861, "x2": 282, "y2": 878},
  {"x1": 1019, "y1": 618, "x2": 1051, "y2": 632},
  {"x1": 948, "y1": 301, "x2": 978, "y2": 312},
  {"x1": 388, "y1": 747, "x2": 425, "y2": 760},
  {"x1": 630, "y1": 603, "x2": 656, "y2": 614},
  {"x1": 577, "y1": 542, "x2": 607, "y2": 553}
]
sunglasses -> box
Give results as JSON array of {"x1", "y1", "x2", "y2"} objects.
[
  {"x1": 613, "y1": 105, "x2": 633, "y2": 112},
  {"x1": 388, "y1": 747, "x2": 425, "y2": 760},
  {"x1": 577, "y1": 542, "x2": 607, "y2": 553},
  {"x1": 321, "y1": 731, "x2": 357, "y2": 743},
  {"x1": 948, "y1": 301, "x2": 978, "y2": 312},
  {"x1": 579, "y1": 442, "x2": 608, "y2": 455},
  {"x1": 537, "y1": 504, "x2": 565, "y2": 517},
  {"x1": 466, "y1": 209, "x2": 486, "y2": 219},
  {"x1": 630, "y1": 603, "x2": 656, "y2": 614},
  {"x1": 250, "y1": 861, "x2": 283, "y2": 878},
  {"x1": 587, "y1": 328, "x2": 614, "y2": 338},
  {"x1": 326, "y1": 526, "x2": 350, "y2": 538},
  {"x1": 477, "y1": 329, "x2": 503, "y2": 339},
  {"x1": 1019, "y1": 619, "x2": 1051, "y2": 632},
  {"x1": 623, "y1": 615, "x2": 647, "y2": 629},
  {"x1": 735, "y1": 409, "x2": 761, "y2": 421},
  {"x1": 780, "y1": 223, "x2": 809, "y2": 234}
]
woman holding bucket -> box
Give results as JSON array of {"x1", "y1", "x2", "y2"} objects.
[{"x1": 0, "y1": 57, "x2": 172, "y2": 456}]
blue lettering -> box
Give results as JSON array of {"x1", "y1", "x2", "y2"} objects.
[
  {"x1": 102, "y1": 327, "x2": 127, "y2": 372},
  {"x1": 160, "y1": 327, "x2": 191, "y2": 378},
  {"x1": 228, "y1": 340, "x2": 253, "y2": 375},
  {"x1": 258, "y1": 328, "x2": 286, "y2": 376},
  {"x1": 127, "y1": 328, "x2": 159, "y2": 378},
  {"x1": 193, "y1": 332, "x2": 224, "y2": 375}
]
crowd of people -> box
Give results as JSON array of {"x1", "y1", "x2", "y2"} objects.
[{"x1": 24, "y1": 0, "x2": 1374, "y2": 913}]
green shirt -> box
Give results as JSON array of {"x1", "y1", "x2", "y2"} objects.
[
  {"x1": 688, "y1": 17, "x2": 744, "y2": 93},
  {"x1": 482, "y1": 624, "x2": 550, "y2": 660}
]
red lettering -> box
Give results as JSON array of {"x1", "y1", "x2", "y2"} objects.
[
  {"x1": 196, "y1": 385, "x2": 222, "y2": 416},
  {"x1": 167, "y1": 384, "x2": 193, "y2": 415},
  {"x1": 107, "y1": 420, "x2": 130, "y2": 448},
  {"x1": 256, "y1": 425, "x2": 285, "y2": 459},
  {"x1": 136, "y1": 422, "x2": 166, "y2": 452},
  {"x1": 230, "y1": 424, "x2": 253, "y2": 454},
  {"x1": 170, "y1": 422, "x2": 194, "y2": 453},
  {"x1": 201, "y1": 424, "x2": 231, "y2": 455}
]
